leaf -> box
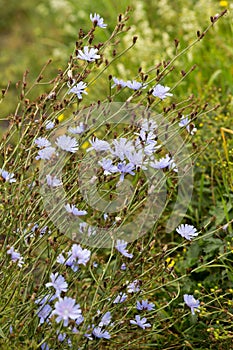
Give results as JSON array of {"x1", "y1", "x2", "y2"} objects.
[
  {"x1": 0, "y1": 326, "x2": 6, "y2": 339},
  {"x1": 203, "y1": 238, "x2": 223, "y2": 254},
  {"x1": 186, "y1": 243, "x2": 201, "y2": 266},
  {"x1": 209, "y1": 200, "x2": 232, "y2": 226}
]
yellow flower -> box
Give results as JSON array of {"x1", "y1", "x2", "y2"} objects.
[
  {"x1": 80, "y1": 141, "x2": 90, "y2": 150},
  {"x1": 58, "y1": 114, "x2": 65, "y2": 122},
  {"x1": 165, "y1": 257, "x2": 175, "y2": 269},
  {"x1": 219, "y1": 0, "x2": 228, "y2": 6}
]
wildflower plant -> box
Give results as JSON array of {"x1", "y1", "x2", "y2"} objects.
[{"x1": 0, "y1": 6, "x2": 232, "y2": 350}]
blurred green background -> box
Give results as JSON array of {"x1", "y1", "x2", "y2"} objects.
[{"x1": 0, "y1": 0, "x2": 232, "y2": 114}]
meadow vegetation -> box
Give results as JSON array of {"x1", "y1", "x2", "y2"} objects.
[{"x1": 0, "y1": 1, "x2": 232, "y2": 349}]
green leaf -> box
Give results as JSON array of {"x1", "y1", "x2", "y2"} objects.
[
  {"x1": 0, "y1": 327, "x2": 6, "y2": 339},
  {"x1": 203, "y1": 238, "x2": 223, "y2": 254}
]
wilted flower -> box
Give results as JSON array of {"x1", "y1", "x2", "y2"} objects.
[
  {"x1": 176, "y1": 224, "x2": 198, "y2": 240},
  {"x1": 90, "y1": 13, "x2": 107, "y2": 28},
  {"x1": 152, "y1": 84, "x2": 173, "y2": 100},
  {"x1": 115, "y1": 239, "x2": 133, "y2": 258},
  {"x1": 77, "y1": 46, "x2": 100, "y2": 62},
  {"x1": 183, "y1": 294, "x2": 200, "y2": 315}
]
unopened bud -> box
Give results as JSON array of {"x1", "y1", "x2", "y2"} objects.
[{"x1": 174, "y1": 38, "x2": 179, "y2": 48}]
